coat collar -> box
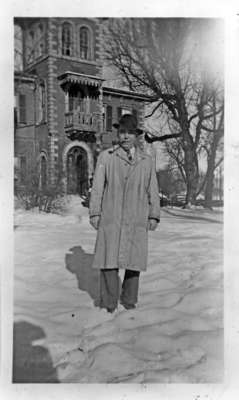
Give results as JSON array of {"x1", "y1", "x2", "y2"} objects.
[{"x1": 115, "y1": 145, "x2": 147, "y2": 166}]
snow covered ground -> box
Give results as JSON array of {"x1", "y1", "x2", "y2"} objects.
[{"x1": 13, "y1": 197, "x2": 223, "y2": 383}]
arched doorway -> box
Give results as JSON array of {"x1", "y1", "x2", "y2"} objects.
[{"x1": 67, "y1": 146, "x2": 89, "y2": 195}]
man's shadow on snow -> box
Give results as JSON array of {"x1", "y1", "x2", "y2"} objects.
[
  {"x1": 65, "y1": 246, "x2": 122, "y2": 308},
  {"x1": 12, "y1": 321, "x2": 59, "y2": 383},
  {"x1": 65, "y1": 246, "x2": 100, "y2": 307}
]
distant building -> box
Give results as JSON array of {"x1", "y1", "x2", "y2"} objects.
[{"x1": 14, "y1": 18, "x2": 149, "y2": 195}]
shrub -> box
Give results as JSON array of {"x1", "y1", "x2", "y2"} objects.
[{"x1": 15, "y1": 171, "x2": 66, "y2": 214}]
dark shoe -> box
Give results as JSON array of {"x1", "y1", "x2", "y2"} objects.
[
  {"x1": 120, "y1": 302, "x2": 136, "y2": 310},
  {"x1": 107, "y1": 307, "x2": 116, "y2": 313}
]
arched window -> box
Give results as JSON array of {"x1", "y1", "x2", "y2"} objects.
[
  {"x1": 37, "y1": 82, "x2": 46, "y2": 123},
  {"x1": 29, "y1": 31, "x2": 35, "y2": 45},
  {"x1": 29, "y1": 31, "x2": 35, "y2": 62},
  {"x1": 14, "y1": 24, "x2": 23, "y2": 71},
  {"x1": 79, "y1": 27, "x2": 90, "y2": 60},
  {"x1": 37, "y1": 23, "x2": 44, "y2": 56},
  {"x1": 39, "y1": 43, "x2": 44, "y2": 56},
  {"x1": 62, "y1": 22, "x2": 72, "y2": 56}
]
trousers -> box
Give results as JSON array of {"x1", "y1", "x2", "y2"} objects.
[{"x1": 99, "y1": 268, "x2": 140, "y2": 311}]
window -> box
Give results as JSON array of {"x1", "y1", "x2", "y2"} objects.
[
  {"x1": 29, "y1": 31, "x2": 35, "y2": 61},
  {"x1": 19, "y1": 94, "x2": 26, "y2": 124},
  {"x1": 25, "y1": 29, "x2": 36, "y2": 64},
  {"x1": 117, "y1": 107, "x2": 122, "y2": 121},
  {"x1": 121, "y1": 108, "x2": 131, "y2": 116},
  {"x1": 79, "y1": 27, "x2": 90, "y2": 60},
  {"x1": 68, "y1": 92, "x2": 85, "y2": 112},
  {"x1": 39, "y1": 43, "x2": 44, "y2": 56},
  {"x1": 132, "y1": 108, "x2": 138, "y2": 120},
  {"x1": 38, "y1": 84, "x2": 46, "y2": 123},
  {"x1": 69, "y1": 95, "x2": 74, "y2": 112},
  {"x1": 102, "y1": 105, "x2": 106, "y2": 130},
  {"x1": 106, "y1": 105, "x2": 112, "y2": 131},
  {"x1": 79, "y1": 98, "x2": 86, "y2": 113},
  {"x1": 37, "y1": 24, "x2": 44, "y2": 57},
  {"x1": 38, "y1": 23, "x2": 43, "y2": 38},
  {"x1": 14, "y1": 24, "x2": 23, "y2": 71},
  {"x1": 62, "y1": 22, "x2": 72, "y2": 56}
]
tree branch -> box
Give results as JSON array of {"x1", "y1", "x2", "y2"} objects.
[
  {"x1": 201, "y1": 125, "x2": 224, "y2": 135},
  {"x1": 145, "y1": 131, "x2": 182, "y2": 143},
  {"x1": 203, "y1": 105, "x2": 224, "y2": 121},
  {"x1": 145, "y1": 101, "x2": 164, "y2": 118},
  {"x1": 188, "y1": 112, "x2": 199, "y2": 124}
]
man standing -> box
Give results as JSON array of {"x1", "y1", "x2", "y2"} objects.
[{"x1": 89, "y1": 114, "x2": 160, "y2": 313}]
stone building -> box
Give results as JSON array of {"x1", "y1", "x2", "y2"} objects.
[{"x1": 14, "y1": 18, "x2": 149, "y2": 195}]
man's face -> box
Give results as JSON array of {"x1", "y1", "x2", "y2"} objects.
[{"x1": 118, "y1": 127, "x2": 137, "y2": 151}]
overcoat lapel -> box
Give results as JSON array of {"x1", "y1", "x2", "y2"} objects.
[
  {"x1": 126, "y1": 147, "x2": 147, "y2": 179},
  {"x1": 115, "y1": 146, "x2": 147, "y2": 184}
]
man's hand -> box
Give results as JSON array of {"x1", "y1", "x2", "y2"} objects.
[
  {"x1": 148, "y1": 218, "x2": 159, "y2": 231},
  {"x1": 90, "y1": 216, "x2": 100, "y2": 230}
]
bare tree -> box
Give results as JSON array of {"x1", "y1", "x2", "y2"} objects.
[
  {"x1": 161, "y1": 83, "x2": 224, "y2": 207},
  {"x1": 196, "y1": 89, "x2": 224, "y2": 207},
  {"x1": 104, "y1": 18, "x2": 224, "y2": 206}
]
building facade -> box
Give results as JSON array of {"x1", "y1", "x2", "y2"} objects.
[{"x1": 14, "y1": 18, "x2": 149, "y2": 195}]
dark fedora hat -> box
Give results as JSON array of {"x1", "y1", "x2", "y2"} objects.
[{"x1": 113, "y1": 114, "x2": 143, "y2": 135}]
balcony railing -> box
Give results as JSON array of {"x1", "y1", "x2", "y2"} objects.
[{"x1": 65, "y1": 111, "x2": 100, "y2": 133}]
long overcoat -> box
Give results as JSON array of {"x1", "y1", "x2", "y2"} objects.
[{"x1": 89, "y1": 145, "x2": 160, "y2": 271}]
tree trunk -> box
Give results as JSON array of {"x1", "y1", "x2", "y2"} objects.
[
  {"x1": 204, "y1": 168, "x2": 214, "y2": 209},
  {"x1": 204, "y1": 147, "x2": 217, "y2": 209},
  {"x1": 204, "y1": 123, "x2": 223, "y2": 208},
  {"x1": 184, "y1": 149, "x2": 199, "y2": 206},
  {"x1": 178, "y1": 98, "x2": 199, "y2": 206}
]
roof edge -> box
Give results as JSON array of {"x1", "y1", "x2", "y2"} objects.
[{"x1": 103, "y1": 86, "x2": 152, "y2": 101}]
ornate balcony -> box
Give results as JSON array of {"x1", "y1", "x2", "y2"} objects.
[{"x1": 65, "y1": 111, "x2": 100, "y2": 137}]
